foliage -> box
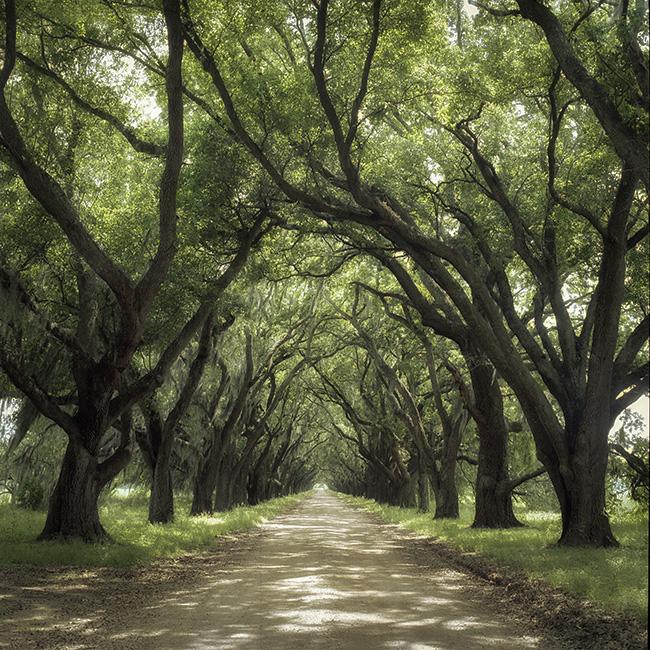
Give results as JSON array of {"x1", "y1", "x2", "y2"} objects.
[
  {"x1": 14, "y1": 476, "x2": 45, "y2": 511},
  {"x1": 0, "y1": 0, "x2": 646, "y2": 557},
  {"x1": 608, "y1": 409, "x2": 649, "y2": 509}
]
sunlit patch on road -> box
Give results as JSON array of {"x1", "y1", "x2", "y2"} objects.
[{"x1": 137, "y1": 493, "x2": 540, "y2": 649}]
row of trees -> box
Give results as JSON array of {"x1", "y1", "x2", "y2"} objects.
[
  {"x1": 1, "y1": 277, "x2": 327, "y2": 527},
  {"x1": 1, "y1": 265, "x2": 646, "y2": 534},
  {"x1": 0, "y1": 0, "x2": 647, "y2": 546}
]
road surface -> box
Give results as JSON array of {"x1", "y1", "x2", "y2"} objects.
[{"x1": 132, "y1": 491, "x2": 538, "y2": 649}]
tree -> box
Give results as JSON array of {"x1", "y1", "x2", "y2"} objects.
[
  {"x1": 180, "y1": 0, "x2": 648, "y2": 546},
  {"x1": 136, "y1": 312, "x2": 232, "y2": 524},
  {"x1": 0, "y1": 0, "x2": 646, "y2": 547},
  {"x1": 0, "y1": 0, "x2": 266, "y2": 539},
  {"x1": 189, "y1": 280, "x2": 328, "y2": 513}
]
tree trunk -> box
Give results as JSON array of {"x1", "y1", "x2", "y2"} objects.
[
  {"x1": 191, "y1": 460, "x2": 218, "y2": 515},
  {"x1": 394, "y1": 472, "x2": 416, "y2": 507},
  {"x1": 39, "y1": 440, "x2": 108, "y2": 542},
  {"x1": 550, "y1": 212, "x2": 629, "y2": 547},
  {"x1": 248, "y1": 435, "x2": 274, "y2": 505},
  {"x1": 191, "y1": 481, "x2": 213, "y2": 515},
  {"x1": 191, "y1": 431, "x2": 227, "y2": 516},
  {"x1": 552, "y1": 430, "x2": 618, "y2": 546},
  {"x1": 214, "y1": 465, "x2": 234, "y2": 512},
  {"x1": 558, "y1": 486, "x2": 617, "y2": 547},
  {"x1": 231, "y1": 470, "x2": 248, "y2": 507},
  {"x1": 433, "y1": 470, "x2": 459, "y2": 519},
  {"x1": 139, "y1": 405, "x2": 176, "y2": 524},
  {"x1": 149, "y1": 448, "x2": 174, "y2": 524},
  {"x1": 153, "y1": 323, "x2": 216, "y2": 520},
  {"x1": 365, "y1": 468, "x2": 377, "y2": 500},
  {"x1": 247, "y1": 469, "x2": 262, "y2": 505},
  {"x1": 388, "y1": 482, "x2": 402, "y2": 506},
  {"x1": 468, "y1": 351, "x2": 522, "y2": 528},
  {"x1": 432, "y1": 412, "x2": 465, "y2": 519},
  {"x1": 416, "y1": 457, "x2": 430, "y2": 512},
  {"x1": 473, "y1": 476, "x2": 521, "y2": 528}
]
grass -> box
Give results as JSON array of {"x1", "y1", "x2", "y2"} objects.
[
  {"x1": 340, "y1": 494, "x2": 649, "y2": 623},
  {"x1": 0, "y1": 491, "x2": 308, "y2": 567}
]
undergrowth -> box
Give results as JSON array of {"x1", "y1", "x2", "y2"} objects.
[
  {"x1": 0, "y1": 492, "x2": 307, "y2": 567},
  {"x1": 340, "y1": 494, "x2": 648, "y2": 623}
]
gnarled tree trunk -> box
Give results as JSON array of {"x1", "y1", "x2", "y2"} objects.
[
  {"x1": 138, "y1": 404, "x2": 174, "y2": 524},
  {"x1": 548, "y1": 422, "x2": 617, "y2": 547},
  {"x1": 191, "y1": 446, "x2": 222, "y2": 515},
  {"x1": 39, "y1": 441, "x2": 107, "y2": 541},
  {"x1": 149, "y1": 443, "x2": 174, "y2": 524},
  {"x1": 415, "y1": 452, "x2": 430, "y2": 512},
  {"x1": 39, "y1": 417, "x2": 131, "y2": 541},
  {"x1": 213, "y1": 459, "x2": 235, "y2": 512}
]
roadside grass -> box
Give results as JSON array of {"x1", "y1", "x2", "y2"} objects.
[
  {"x1": 340, "y1": 494, "x2": 648, "y2": 623},
  {"x1": 0, "y1": 492, "x2": 308, "y2": 567}
]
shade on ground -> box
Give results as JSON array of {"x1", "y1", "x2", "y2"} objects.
[{"x1": 125, "y1": 491, "x2": 539, "y2": 649}]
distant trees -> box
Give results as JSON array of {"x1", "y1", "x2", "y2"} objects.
[
  {"x1": 189, "y1": 286, "x2": 327, "y2": 514},
  {"x1": 307, "y1": 278, "x2": 547, "y2": 522}
]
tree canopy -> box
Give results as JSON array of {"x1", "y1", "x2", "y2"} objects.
[{"x1": 0, "y1": 0, "x2": 647, "y2": 547}]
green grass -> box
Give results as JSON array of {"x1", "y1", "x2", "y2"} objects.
[
  {"x1": 340, "y1": 494, "x2": 648, "y2": 623},
  {"x1": 0, "y1": 492, "x2": 308, "y2": 567}
]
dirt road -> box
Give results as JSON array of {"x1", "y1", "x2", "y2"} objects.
[
  {"x1": 127, "y1": 491, "x2": 538, "y2": 649},
  {"x1": 2, "y1": 492, "x2": 546, "y2": 649}
]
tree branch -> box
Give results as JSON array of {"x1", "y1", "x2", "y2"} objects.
[
  {"x1": 17, "y1": 53, "x2": 165, "y2": 157},
  {"x1": 0, "y1": 348, "x2": 79, "y2": 437},
  {"x1": 514, "y1": 0, "x2": 649, "y2": 189},
  {"x1": 135, "y1": 0, "x2": 185, "y2": 308}
]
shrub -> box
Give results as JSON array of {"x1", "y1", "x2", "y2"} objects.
[{"x1": 15, "y1": 477, "x2": 46, "y2": 511}]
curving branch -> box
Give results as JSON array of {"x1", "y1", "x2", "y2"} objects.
[
  {"x1": 513, "y1": 0, "x2": 649, "y2": 190},
  {"x1": 0, "y1": 348, "x2": 79, "y2": 437},
  {"x1": 613, "y1": 315, "x2": 649, "y2": 379},
  {"x1": 0, "y1": 264, "x2": 90, "y2": 361},
  {"x1": 135, "y1": 0, "x2": 185, "y2": 309},
  {"x1": 108, "y1": 210, "x2": 266, "y2": 420},
  {"x1": 17, "y1": 53, "x2": 165, "y2": 157},
  {"x1": 181, "y1": 0, "x2": 370, "y2": 223},
  {"x1": 0, "y1": 0, "x2": 135, "y2": 305},
  {"x1": 609, "y1": 443, "x2": 649, "y2": 489},
  {"x1": 506, "y1": 466, "x2": 547, "y2": 492}
]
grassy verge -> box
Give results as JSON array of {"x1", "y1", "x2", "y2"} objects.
[
  {"x1": 340, "y1": 494, "x2": 648, "y2": 623},
  {"x1": 0, "y1": 491, "x2": 309, "y2": 567}
]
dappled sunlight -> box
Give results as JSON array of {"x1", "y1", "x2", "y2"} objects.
[
  {"x1": 13, "y1": 493, "x2": 629, "y2": 647},
  {"x1": 98, "y1": 492, "x2": 540, "y2": 649},
  {"x1": 342, "y1": 496, "x2": 649, "y2": 624}
]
